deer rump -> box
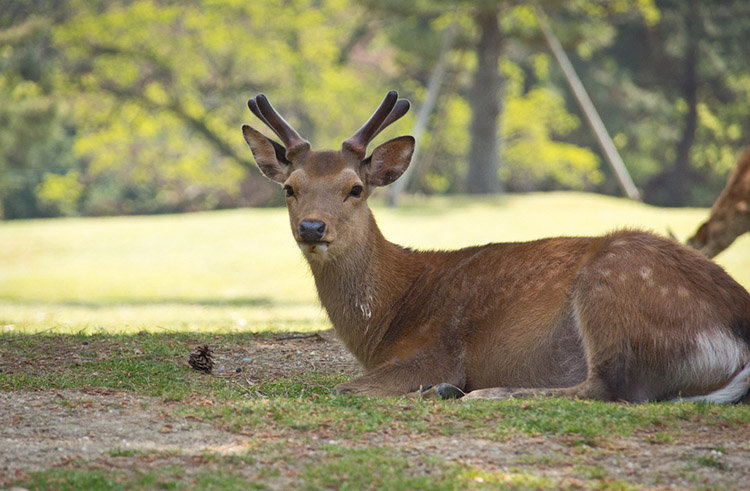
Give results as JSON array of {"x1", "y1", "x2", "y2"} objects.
[{"x1": 242, "y1": 90, "x2": 750, "y2": 404}]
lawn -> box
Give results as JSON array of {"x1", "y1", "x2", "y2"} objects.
[{"x1": 2, "y1": 192, "x2": 749, "y2": 489}]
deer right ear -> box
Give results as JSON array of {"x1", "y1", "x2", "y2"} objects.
[
  {"x1": 365, "y1": 136, "x2": 415, "y2": 187},
  {"x1": 242, "y1": 124, "x2": 291, "y2": 183}
]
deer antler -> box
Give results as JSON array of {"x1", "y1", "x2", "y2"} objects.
[
  {"x1": 343, "y1": 90, "x2": 411, "y2": 160},
  {"x1": 248, "y1": 94, "x2": 310, "y2": 161}
]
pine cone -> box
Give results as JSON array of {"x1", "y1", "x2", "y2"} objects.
[{"x1": 188, "y1": 345, "x2": 214, "y2": 373}]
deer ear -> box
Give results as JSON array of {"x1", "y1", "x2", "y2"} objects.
[
  {"x1": 242, "y1": 124, "x2": 291, "y2": 183},
  {"x1": 364, "y1": 136, "x2": 415, "y2": 187},
  {"x1": 694, "y1": 223, "x2": 708, "y2": 243}
]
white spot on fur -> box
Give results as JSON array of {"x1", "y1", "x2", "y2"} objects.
[
  {"x1": 358, "y1": 300, "x2": 372, "y2": 320},
  {"x1": 639, "y1": 267, "x2": 652, "y2": 280},
  {"x1": 354, "y1": 292, "x2": 373, "y2": 328}
]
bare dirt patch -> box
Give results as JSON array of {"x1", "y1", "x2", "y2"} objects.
[
  {"x1": 0, "y1": 389, "x2": 252, "y2": 484},
  {"x1": 209, "y1": 330, "x2": 363, "y2": 389}
]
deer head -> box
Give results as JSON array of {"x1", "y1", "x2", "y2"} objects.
[
  {"x1": 242, "y1": 91, "x2": 414, "y2": 263},
  {"x1": 688, "y1": 148, "x2": 750, "y2": 258}
]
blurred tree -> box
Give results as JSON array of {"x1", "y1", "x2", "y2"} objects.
[
  {"x1": 3, "y1": 0, "x2": 746, "y2": 217},
  {"x1": 52, "y1": 0, "x2": 398, "y2": 215},
  {"x1": 580, "y1": 0, "x2": 750, "y2": 205},
  {"x1": 356, "y1": 0, "x2": 505, "y2": 193},
  {"x1": 0, "y1": 2, "x2": 77, "y2": 218},
  {"x1": 355, "y1": 0, "x2": 655, "y2": 194}
]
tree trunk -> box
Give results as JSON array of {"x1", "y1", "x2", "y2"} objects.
[
  {"x1": 669, "y1": 0, "x2": 699, "y2": 205},
  {"x1": 466, "y1": 9, "x2": 502, "y2": 194}
]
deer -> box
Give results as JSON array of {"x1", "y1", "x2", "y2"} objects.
[
  {"x1": 687, "y1": 148, "x2": 750, "y2": 258},
  {"x1": 242, "y1": 90, "x2": 750, "y2": 404}
]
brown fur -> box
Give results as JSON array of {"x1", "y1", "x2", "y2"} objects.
[
  {"x1": 243, "y1": 92, "x2": 750, "y2": 403},
  {"x1": 688, "y1": 148, "x2": 750, "y2": 258}
]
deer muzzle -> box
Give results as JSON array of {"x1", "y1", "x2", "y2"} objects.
[{"x1": 299, "y1": 219, "x2": 327, "y2": 243}]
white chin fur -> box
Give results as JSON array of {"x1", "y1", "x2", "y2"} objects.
[{"x1": 299, "y1": 242, "x2": 330, "y2": 255}]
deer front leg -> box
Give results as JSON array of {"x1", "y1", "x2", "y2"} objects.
[{"x1": 333, "y1": 350, "x2": 466, "y2": 397}]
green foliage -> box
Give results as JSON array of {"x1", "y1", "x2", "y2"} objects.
[
  {"x1": 359, "y1": 1, "x2": 647, "y2": 195},
  {"x1": 37, "y1": 169, "x2": 84, "y2": 216},
  {"x1": 50, "y1": 0, "x2": 403, "y2": 215},
  {"x1": 0, "y1": 13, "x2": 77, "y2": 218},
  {"x1": 0, "y1": 0, "x2": 748, "y2": 217},
  {"x1": 580, "y1": 0, "x2": 750, "y2": 205},
  {"x1": 500, "y1": 56, "x2": 602, "y2": 191}
]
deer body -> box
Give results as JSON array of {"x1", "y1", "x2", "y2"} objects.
[{"x1": 243, "y1": 91, "x2": 750, "y2": 403}]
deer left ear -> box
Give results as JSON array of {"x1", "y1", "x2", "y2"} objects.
[
  {"x1": 242, "y1": 124, "x2": 291, "y2": 183},
  {"x1": 364, "y1": 136, "x2": 415, "y2": 187}
]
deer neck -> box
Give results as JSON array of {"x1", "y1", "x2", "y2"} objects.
[{"x1": 307, "y1": 212, "x2": 422, "y2": 367}]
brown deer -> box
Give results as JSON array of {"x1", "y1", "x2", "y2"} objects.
[
  {"x1": 688, "y1": 148, "x2": 750, "y2": 258},
  {"x1": 242, "y1": 91, "x2": 750, "y2": 404}
]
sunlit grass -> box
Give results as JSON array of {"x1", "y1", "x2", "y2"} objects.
[
  {"x1": 1, "y1": 192, "x2": 748, "y2": 334},
  {"x1": 0, "y1": 301, "x2": 328, "y2": 335}
]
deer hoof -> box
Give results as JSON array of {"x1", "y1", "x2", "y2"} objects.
[
  {"x1": 435, "y1": 383, "x2": 465, "y2": 399},
  {"x1": 418, "y1": 383, "x2": 465, "y2": 400}
]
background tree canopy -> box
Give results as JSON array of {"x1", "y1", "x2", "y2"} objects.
[{"x1": 0, "y1": 0, "x2": 747, "y2": 218}]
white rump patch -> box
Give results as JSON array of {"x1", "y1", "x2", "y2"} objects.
[
  {"x1": 671, "y1": 331, "x2": 750, "y2": 403},
  {"x1": 690, "y1": 331, "x2": 746, "y2": 378}
]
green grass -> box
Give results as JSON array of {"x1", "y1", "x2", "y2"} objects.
[
  {"x1": 14, "y1": 467, "x2": 267, "y2": 491},
  {"x1": 0, "y1": 332, "x2": 241, "y2": 400},
  {"x1": 2, "y1": 192, "x2": 750, "y2": 489}
]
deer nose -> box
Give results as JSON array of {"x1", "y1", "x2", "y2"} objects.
[{"x1": 299, "y1": 219, "x2": 326, "y2": 242}]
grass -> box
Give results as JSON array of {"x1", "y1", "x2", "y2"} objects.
[
  {"x1": 4, "y1": 331, "x2": 750, "y2": 489},
  {"x1": 2, "y1": 192, "x2": 750, "y2": 489}
]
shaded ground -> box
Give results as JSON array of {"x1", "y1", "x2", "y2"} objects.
[{"x1": 2, "y1": 331, "x2": 749, "y2": 489}]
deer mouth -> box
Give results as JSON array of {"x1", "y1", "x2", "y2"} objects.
[{"x1": 298, "y1": 241, "x2": 330, "y2": 255}]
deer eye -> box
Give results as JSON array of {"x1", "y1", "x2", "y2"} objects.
[
  {"x1": 283, "y1": 185, "x2": 295, "y2": 198},
  {"x1": 348, "y1": 185, "x2": 363, "y2": 198}
]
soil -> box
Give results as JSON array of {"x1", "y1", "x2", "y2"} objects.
[{"x1": 2, "y1": 331, "x2": 749, "y2": 489}]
